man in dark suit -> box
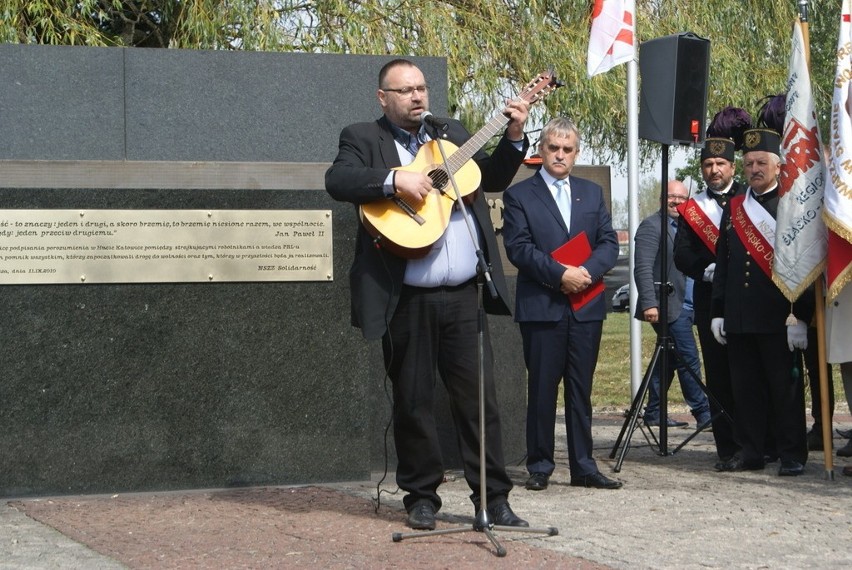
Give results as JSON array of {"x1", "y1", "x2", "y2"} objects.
[
  {"x1": 711, "y1": 128, "x2": 813, "y2": 476},
  {"x1": 502, "y1": 117, "x2": 621, "y2": 491},
  {"x1": 674, "y1": 135, "x2": 746, "y2": 469},
  {"x1": 634, "y1": 180, "x2": 710, "y2": 430},
  {"x1": 325, "y1": 59, "x2": 531, "y2": 530}
]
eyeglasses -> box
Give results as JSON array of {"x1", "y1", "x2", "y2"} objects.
[
  {"x1": 381, "y1": 85, "x2": 429, "y2": 96},
  {"x1": 667, "y1": 195, "x2": 688, "y2": 202}
]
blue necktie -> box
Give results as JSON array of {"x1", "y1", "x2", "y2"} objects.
[
  {"x1": 400, "y1": 131, "x2": 425, "y2": 156},
  {"x1": 406, "y1": 133, "x2": 421, "y2": 156},
  {"x1": 555, "y1": 179, "x2": 571, "y2": 232}
]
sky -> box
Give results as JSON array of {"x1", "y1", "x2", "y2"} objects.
[{"x1": 582, "y1": 145, "x2": 695, "y2": 205}]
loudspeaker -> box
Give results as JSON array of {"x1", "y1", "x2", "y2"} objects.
[{"x1": 639, "y1": 32, "x2": 710, "y2": 146}]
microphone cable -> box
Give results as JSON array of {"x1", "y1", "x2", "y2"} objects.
[{"x1": 372, "y1": 242, "x2": 402, "y2": 514}]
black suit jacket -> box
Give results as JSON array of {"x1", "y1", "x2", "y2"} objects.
[
  {"x1": 711, "y1": 189, "x2": 814, "y2": 333},
  {"x1": 673, "y1": 182, "x2": 745, "y2": 328},
  {"x1": 502, "y1": 172, "x2": 618, "y2": 323},
  {"x1": 325, "y1": 115, "x2": 528, "y2": 340}
]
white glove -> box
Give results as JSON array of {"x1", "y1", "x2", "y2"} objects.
[
  {"x1": 703, "y1": 263, "x2": 716, "y2": 282},
  {"x1": 711, "y1": 318, "x2": 727, "y2": 345},
  {"x1": 787, "y1": 321, "x2": 808, "y2": 351}
]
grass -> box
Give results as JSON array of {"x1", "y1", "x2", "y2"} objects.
[
  {"x1": 590, "y1": 311, "x2": 847, "y2": 416},
  {"x1": 593, "y1": 312, "x2": 654, "y2": 411}
]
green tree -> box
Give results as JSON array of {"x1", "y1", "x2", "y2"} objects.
[
  {"x1": 1, "y1": 1, "x2": 842, "y2": 160},
  {"x1": 636, "y1": 175, "x2": 667, "y2": 220},
  {"x1": 611, "y1": 196, "x2": 628, "y2": 229},
  {"x1": 675, "y1": 154, "x2": 746, "y2": 193}
]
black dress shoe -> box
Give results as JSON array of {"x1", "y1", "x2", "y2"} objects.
[
  {"x1": 778, "y1": 460, "x2": 805, "y2": 476},
  {"x1": 837, "y1": 440, "x2": 852, "y2": 457},
  {"x1": 837, "y1": 428, "x2": 852, "y2": 439},
  {"x1": 717, "y1": 456, "x2": 764, "y2": 472},
  {"x1": 714, "y1": 456, "x2": 736, "y2": 471},
  {"x1": 487, "y1": 502, "x2": 529, "y2": 527},
  {"x1": 570, "y1": 471, "x2": 623, "y2": 489},
  {"x1": 406, "y1": 501, "x2": 436, "y2": 530},
  {"x1": 525, "y1": 472, "x2": 549, "y2": 491},
  {"x1": 713, "y1": 455, "x2": 735, "y2": 471}
]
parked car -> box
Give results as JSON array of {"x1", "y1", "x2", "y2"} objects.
[{"x1": 612, "y1": 284, "x2": 629, "y2": 312}]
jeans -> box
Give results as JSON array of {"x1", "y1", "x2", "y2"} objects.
[{"x1": 644, "y1": 308, "x2": 711, "y2": 421}]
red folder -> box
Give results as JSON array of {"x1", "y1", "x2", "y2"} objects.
[{"x1": 551, "y1": 231, "x2": 605, "y2": 311}]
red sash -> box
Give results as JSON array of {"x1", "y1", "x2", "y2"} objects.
[
  {"x1": 729, "y1": 195, "x2": 774, "y2": 279},
  {"x1": 677, "y1": 198, "x2": 720, "y2": 255}
]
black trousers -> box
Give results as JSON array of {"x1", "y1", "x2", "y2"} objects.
[
  {"x1": 521, "y1": 313, "x2": 601, "y2": 478},
  {"x1": 727, "y1": 332, "x2": 808, "y2": 465},
  {"x1": 382, "y1": 281, "x2": 512, "y2": 512},
  {"x1": 695, "y1": 317, "x2": 740, "y2": 459}
]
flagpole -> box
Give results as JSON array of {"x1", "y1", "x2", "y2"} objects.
[
  {"x1": 585, "y1": 0, "x2": 642, "y2": 396},
  {"x1": 627, "y1": 58, "x2": 642, "y2": 397},
  {"x1": 815, "y1": 262, "x2": 832, "y2": 480},
  {"x1": 797, "y1": 0, "x2": 834, "y2": 480}
]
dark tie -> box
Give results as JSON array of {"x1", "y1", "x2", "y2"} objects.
[{"x1": 405, "y1": 132, "x2": 424, "y2": 156}]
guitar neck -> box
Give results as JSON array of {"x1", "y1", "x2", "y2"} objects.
[
  {"x1": 442, "y1": 113, "x2": 510, "y2": 175},
  {"x1": 435, "y1": 70, "x2": 559, "y2": 177}
]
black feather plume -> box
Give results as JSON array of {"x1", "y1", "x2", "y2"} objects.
[
  {"x1": 756, "y1": 94, "x2": 786, "y2": 134},
  {"x1": 706, "y1": 106, "x2": 753, "y2": 150}
]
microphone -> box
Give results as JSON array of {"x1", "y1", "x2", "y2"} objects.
[{"x1": 420, "y1": 111, "x2": 449, "y2": 132}]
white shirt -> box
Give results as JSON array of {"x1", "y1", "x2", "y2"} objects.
[{"x1": 397, "y1": 139, "x2": 479, "y2": 287}]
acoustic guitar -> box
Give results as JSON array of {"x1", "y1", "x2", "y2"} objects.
[{"x1": 360, "y1": 70, "x2": 562, "y2": 259}]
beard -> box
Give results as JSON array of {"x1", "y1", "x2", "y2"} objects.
[{"x1": 706, "y1": 178, "x2": 730, "y2": 193}]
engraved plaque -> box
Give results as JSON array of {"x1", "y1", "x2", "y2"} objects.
[{"x1": 0, "y1": 209, "x2": 333, "y2": 284}]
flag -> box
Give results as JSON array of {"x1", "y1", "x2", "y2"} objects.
[
  {"x1": 824, "y1": 0, "x2": 852, "y2": 300},
  {"x1": 587, "y1": 0, "x2": 635, "y2": 77},
  {"x1": 772, "y1": 18, "x2": 827, "y2": 301}
]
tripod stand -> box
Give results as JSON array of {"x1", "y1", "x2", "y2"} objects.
[
  {"x1": 391, "y1": 121, "x2": 557, "y2": 557},
  {"x1": 609, "y1": 312, "x2": 729, "y2": 471},
  {"x1": 609, "y1": 145, "x2": 731, "y2": 471}
]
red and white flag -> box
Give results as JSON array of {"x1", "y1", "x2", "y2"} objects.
[
  {"x1": 587, "y1": 0, "x2": 636, "y2": 77},
  {"x1": 772, "y1": 18, "x2": 827, "y2": 301},
  {"x1": 824, "y1": 0, "x2": 852, "y2": 300}
]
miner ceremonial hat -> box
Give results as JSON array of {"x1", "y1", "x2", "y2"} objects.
[
  {"x1": 741, "y1": 128, "x2": 780, "y2": 155},
  {"x1": 700, "y1": 137, "x2": 736, "y2": 162}
]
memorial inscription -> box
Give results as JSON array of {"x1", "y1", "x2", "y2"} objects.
[{"x1": 0, "y1": 209, "x2": 333, "y2": 284}]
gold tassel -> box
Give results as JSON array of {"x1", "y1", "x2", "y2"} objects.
[{"x1": 785, "y1": 303, "x2": 798, "y2": 326}]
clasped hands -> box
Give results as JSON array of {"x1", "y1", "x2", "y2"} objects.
[{"x1": 560, "y1": 265, "x2": 591, "y2": 295}]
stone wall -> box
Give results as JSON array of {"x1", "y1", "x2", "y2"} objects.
[{"x1": 0, "y1": 45, "x2": 550, "y2": 497}]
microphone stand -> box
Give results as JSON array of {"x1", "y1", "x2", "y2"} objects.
[{"x1": 391, "y1": 122, "x2": 557, "y2": 556}]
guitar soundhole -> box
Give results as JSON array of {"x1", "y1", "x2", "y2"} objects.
[{"x1": 429, "y1": 169, "x2": 449, "y2": 191}]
